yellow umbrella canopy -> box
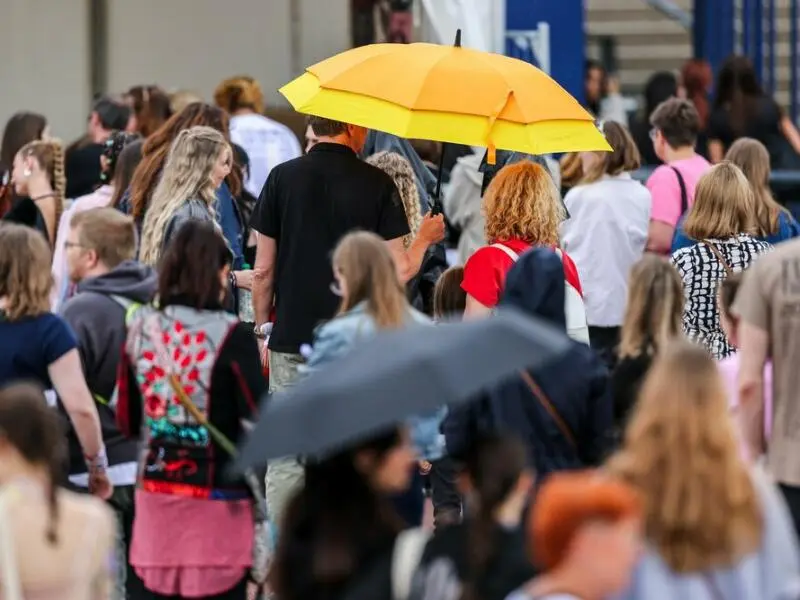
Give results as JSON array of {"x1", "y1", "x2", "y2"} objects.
[{"x1": 280, "y1": 40, "x2": 611, "y2": 161}]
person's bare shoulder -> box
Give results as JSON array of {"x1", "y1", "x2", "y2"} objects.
[{"x1": 58, "y1": 489, "x2": 116, "y2": 536}]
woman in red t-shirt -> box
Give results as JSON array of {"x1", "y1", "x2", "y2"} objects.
[{"x1": 462, "y1": 160, "x2": 583, "y2": 320}]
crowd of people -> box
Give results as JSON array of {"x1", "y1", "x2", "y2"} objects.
[{"x1": 1, "y1": 51, "x2": 800, "y2": 600}]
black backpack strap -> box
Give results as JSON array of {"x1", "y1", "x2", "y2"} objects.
[{"x1": 669, "y1": 165, "x2": 689, "y2": 217}]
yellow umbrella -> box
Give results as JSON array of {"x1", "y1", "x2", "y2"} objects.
[{"x1": 279, "y1": 34, "x2": 611, "y2": 164}]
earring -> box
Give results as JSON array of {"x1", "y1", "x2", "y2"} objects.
[{"x1": 22, "y1": 168, "x2": 31, "y2": 178}]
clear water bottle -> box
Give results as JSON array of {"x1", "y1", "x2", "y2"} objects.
[{"x1": 238, "y1": 263, "x2": 255, "y2": 324}]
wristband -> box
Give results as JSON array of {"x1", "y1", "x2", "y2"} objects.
[{"x1": 85, "y1": 446, "x2": 108, "y2": 472}]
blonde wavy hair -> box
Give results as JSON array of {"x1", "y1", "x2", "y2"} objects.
[
  {"x1": 725, "y1": 137, "x2": 791, "y2": 237},
  {"x1": 0, "y1": 223, "x2": 52, "y2": 320},
  {"x1": 366, "y1": 151, "x2": 422, "y2": 249},
  {"x1": 483, "y1": 160, "x2": 564, "y2": 245},
  {"x1": 139, "y1": 126, "x2": 230, "y2": 266},
  {"x1": 684, "y1": 161, "x2": 755, "y2": 241},
  {"x1": 606, "y1": 341, "x2": 762, "y2": 573},
  {"x1": 333, "y1": 231, "x2": 408, "y2": 329},
  {"x1": 618, "y1": 255, "x2": 684, "y2": 359}
]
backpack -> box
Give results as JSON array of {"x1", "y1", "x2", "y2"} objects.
[{"x1": 490, "y1": 244, "x2": 590, "y2": 345}]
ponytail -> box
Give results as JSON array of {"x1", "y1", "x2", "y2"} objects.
[{"x1": 48, "y1": 140, "x2": 66, "y2": 231}]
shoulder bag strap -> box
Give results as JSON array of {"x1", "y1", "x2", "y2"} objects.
[
  {"x1": 704, "y1": 239, "x2": 734, "y2": 276},
  {"x1": 669, "y1": 165, "x2": 689, "y2": 216},
  {"x1": 519, "y1": 370, "x2": 577, "y2": 449},
  {"x1": 0, "y1": 490, "x2": 23, "y2": 600},
  {"x1": 391, "y1": 527, "x2": 431, "y2": 600},
  {"x1": 490, "y1": 243, "x2": 520, "y2": 262}
]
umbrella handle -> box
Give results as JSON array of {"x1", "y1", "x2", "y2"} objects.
[{"x1": 431, "y1": 142, "x2": 448, "y2": 215}]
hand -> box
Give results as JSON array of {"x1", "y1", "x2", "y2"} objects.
[
  {"x1": 417, "y1": 212, "x2": 445, "y2": 245},
  {"x1": 419, "y1": 460, "x2": 432, "y2": 475},
  {"x1": 234, "y1": 270, "x2": 254, "y2": 291},
  {"x1": 88, "y1": 470, "x2": 113, "y2": 500}
]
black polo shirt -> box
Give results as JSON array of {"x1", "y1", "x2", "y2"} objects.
[{"x1": 251, "y1": 142, "x2": 410, "y2": 353}]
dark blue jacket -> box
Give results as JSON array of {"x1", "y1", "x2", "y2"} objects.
[{"x1": 443, "y1": 248, "x2": 612, "y2": 476}]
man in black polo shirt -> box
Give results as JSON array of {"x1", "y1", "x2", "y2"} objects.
[{"x1": 251, "y1": 116, "x2": 444, "y2": 526}]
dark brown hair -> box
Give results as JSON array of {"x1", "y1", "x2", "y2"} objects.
[
  {"x1": 650, "y1": 98, "x2": 701, "y2": 149},
  {"x1": 157, "y1": 220, "x2": 232, "y2": 310},
  {"x1": 307, "y1": 115, "x2": 348, "y2": 137},
  {"x1": 581, "y1": 121, "x2": 641, "y2": 184},
  {"x1": 464, "y1": 434, "x2": 529, "y2": 600},
  {"x1": 128, "y1": 103, "x2": 241, "y2": 219},
  {"x1": 0, "y1": 382, "x2": 66, "y2": 544},
  {"x1": 1, "y1": 111, "x2": 48, "y2": 171},
  {"x1": 126, "y1": 85, "x2": 173, "y2": 137},
  {"x1": 433, "y1": 266, "x2": 466, "y2": 319},
  {"x1": 0, "y1": 112, "x2": 47, "y2": 216},
  {"x1": 109, "y1": 140, "x2": 144, "y2": 209}
]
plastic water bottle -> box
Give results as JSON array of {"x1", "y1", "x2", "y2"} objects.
[{"x1": 238, "y1": 263, "x2": 255, "y2": 324}]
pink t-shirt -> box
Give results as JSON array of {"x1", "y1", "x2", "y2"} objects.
[
  {"x1": 646, "y1": 155, "x2": 712, "y2": 226},
  {"x1": 718, "y1": 353, "x2": 773, "y2": 460}
]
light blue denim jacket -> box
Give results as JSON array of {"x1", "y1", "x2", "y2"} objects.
[{"x1": 305, "y1": 302, "x2": 447, "y2": 460}]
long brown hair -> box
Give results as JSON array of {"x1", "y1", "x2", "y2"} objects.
[
  {"x1": 128, "y1": 103, "x2": 241, "y2": 219},
  {"x1": 607, "y1": 341, "x2": 762, "y2": 572},
  {"x1": 18, "y1": 140, "x2": 66, "y2": 242},
  {"x1": 683, "y1": 162, "x2": 755, "y2": 241},
  {"x1": 333, "y1": 231, "x2": 408, "y2": 329},
  {"x1": 126, "y1": 85, "x2": 172, "y2": 137},
  {"x1": 0, "y1": 382, "x2": 67, "y2": 544},
  {"x1": 618, "y1": 255, "x2": 684, "y2": 359},
  {"x1": 0, "y1": 223, "x2": 53, "y2": 320},
  {"x1": 725, "y1": 137, "x2": 790, "y2": 237}
]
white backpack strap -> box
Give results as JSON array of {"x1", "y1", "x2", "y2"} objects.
[
  {"x1": 391, "y1": 527, "x2": 430, "y2": 600},
  {"x1": 0, "y1": 489, "x2": 23, "y2": 600},
  {"x1": 490, "y1": 243, "x2": 520, "y2": 262}
]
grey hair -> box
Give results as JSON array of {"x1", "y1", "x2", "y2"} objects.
[
  {"x1": 366, "y1": 151, "x2": 422, "y2": 249},
  {"x1": 139, "y1": 126, "x2": 229, "y2": 266}
]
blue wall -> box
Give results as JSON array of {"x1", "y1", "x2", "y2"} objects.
[{"x1": 505, "y1": 0, "x2": 586, "y2": 103}]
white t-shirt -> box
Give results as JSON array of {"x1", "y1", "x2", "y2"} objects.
[
  {"x1": 561, "y1": 173, "x2": 651, "y2": 327},
  {"x1": 229, "y1": 113, "x2": 302, "y2": 197}
]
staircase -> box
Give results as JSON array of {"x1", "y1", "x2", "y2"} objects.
[{"x1": 585, "y1": 0, "x2": 796, "y2": 113}]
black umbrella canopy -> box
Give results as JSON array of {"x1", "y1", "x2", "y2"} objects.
[{"x1": 236, "y1": 308, "x2": 571, "y2": 469}]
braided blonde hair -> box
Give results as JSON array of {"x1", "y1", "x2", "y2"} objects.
[
  {"x1": 19, "y1": 139, "x2": 65, "y2": 244},
  {"x1": 139, "y1": 126, "x2": 229, "y2": 266},
  {"x1": 366, "y1": 151, "x2": 422, "y2": 249}
]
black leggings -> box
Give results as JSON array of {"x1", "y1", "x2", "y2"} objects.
[{"x1": 133, "y1": 577, "x2": 249, "y2": 600}]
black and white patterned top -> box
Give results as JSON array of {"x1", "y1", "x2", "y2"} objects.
[{"x1": 671, "y1": 234, "x2": 772, "y2": 359}]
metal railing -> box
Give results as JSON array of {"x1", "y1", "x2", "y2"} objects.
[{"x1": 641, "y1": 0, "x2": 692, "y2": 29}]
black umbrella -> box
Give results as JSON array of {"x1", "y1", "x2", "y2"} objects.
[{"x1": 236, "y1": 308, "x2": 571, "y2": 468}]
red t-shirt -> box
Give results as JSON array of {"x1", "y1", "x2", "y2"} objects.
[{"x1": 461, "y1": 239, "x2": 583, "y2": 308}]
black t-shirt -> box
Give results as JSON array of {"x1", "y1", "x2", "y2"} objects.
[
  {"x1": 250, "y1": 142, "x2": 410, "y2": 353},
  {"x1": 708, "y1": 95, "x2": 789, "y2": 164}
]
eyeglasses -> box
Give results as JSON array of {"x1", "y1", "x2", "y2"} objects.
[{"x1": 63, "y1": 241, "x2": 86, "y2": 251}]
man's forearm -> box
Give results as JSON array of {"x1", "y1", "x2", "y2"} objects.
[
  {"x1": 739, "y1": 377, "x2": 766, "y2": 460},
  {"x1": 397, "y1": 236, "x2": 429, "y2": 283},
  {"x1": 253, "y1": 275, "x2": 274, "y2": 326}
]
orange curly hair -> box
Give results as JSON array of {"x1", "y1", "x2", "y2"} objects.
[{"x1": 483, "y1": 160, "x2": 564, "y2": 245}]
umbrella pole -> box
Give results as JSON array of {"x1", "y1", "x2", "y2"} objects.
[{"x1": 431, "y1": 29, "x2": 462, "y2": 216}]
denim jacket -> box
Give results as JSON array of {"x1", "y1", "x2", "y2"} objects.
[{"x1": 306, "y1": 303, "x2": 447, "y2": 460}]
